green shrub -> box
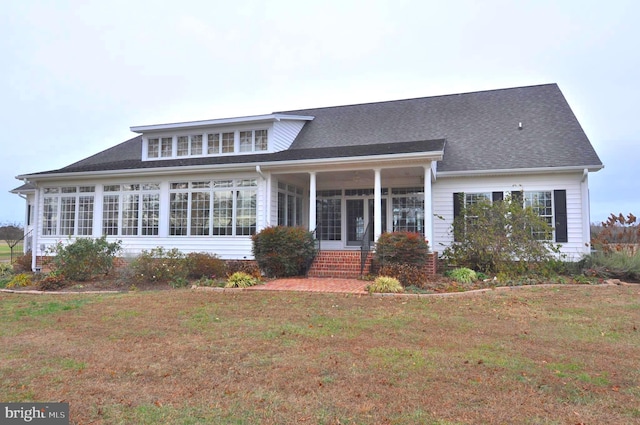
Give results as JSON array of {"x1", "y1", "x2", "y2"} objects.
[
  {"x1": 252, "y1": 226, "x2": 317, "y2": 277},
  {"x1": 130, "y1": 247, "x2": 189, "y2": 283},
  {"x1": 185, "y1": 252, "x2": 227, "y2": 279},
  {"x1": 225, "y1": 272, "x2": 258, "y2": 288},
  {"x1": 443, "y1": 195, "x2": 556, "y2": 275},
  {"x1": 366, "y1": 276, "x2": 404, "y2": 293},
  {"x1": 36, "y1": 270, "x2": 67, "y2": 291},
  {"x1": 446, "y1": 267, "x2": 477, "y2": 284},
  {"x1": 47, "y1": 236, "x2": 122, "y2": 281},
  {"x1": 6, "y1": 273, "x2": 33, "y2": 288},
  {"x1": 378, "y1": 264, "x2": 426, "y2": 287},
  {"x1": 583, "y1": 250, "x2": 640, "y2": 282},
  {"x1": 374, "y1": 232, "x2": 429, "y2": 266}
]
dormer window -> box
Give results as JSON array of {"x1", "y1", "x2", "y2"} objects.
[
  {"x1": 144, "y1": 129, "x2": 269, "y2": 160},
  {"x1": 147, "y1": 137, "x2": 173, "y2": 158},
  {"x1": 240, "y1": 129, "x2": 268, "y2": 152},
  {"x1": 133, "y1": 113, "x2": 313, "y2": 161},
  {"x1": 177, "y1": 135, "x2": 203, "y2": 157}
]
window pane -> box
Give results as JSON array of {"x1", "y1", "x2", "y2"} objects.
[
  {"x1": 177, "y1": 136, "x2": 189, "y2": 156},
  {"x1": 141, "y1": 194, "x2": 159, "y2": 235},
  {"x1": 393, "y1": 195, "x2": 424, "y2": 235},
  {"x1": 221, "y1": 132, "x2": 234, "y2": 153},
  {"x1": 255, "y1": 129, "x2": 267, "y2": 151},
  {"x1": 148, "y1": 139, "x2": 159, "y2": 158},
  {"x1": 191, "y1": 192, "x2": 210, "y2": 235},
  {"x1": 103, "y1": 195, "x2": 119, "y2": 235},
  {"x1": 58, "y1": 197, "x2": 75, "y2": 236},
  {"x1": 317, "y1": 198, "x2": 341, "y2": 240},
  {"x1": 239, "y1": 131, "x2": 252, "y2": 152},
  {"x1": 213, "y1": 191, "x2": 233, "y2": 235},
  {"x1": 170, "y1": 193, "x2": 188, "y2": 236},
  {"x1": 77, "y1": 196, "x2": 94, "y2": 236},
  {"x1": 122, "y1": 194, "x2": 139, "y2": 235},
  {"x1": 161, "y1": 137, "x2": 172, "y2": 157},
  {"x1": 191, "y1": 135, "x2": 203, "y2": 155},
  {"x1": 465, "y1": 193, "x2": 490, "y2": 206},
  {"x1": 525, "y1": 191, "x2": 553, "y2": 240},
  {"x1": 236, "y1": 189, "x2": 256, "y2": 235},
  {"x1": 43, "y1": 197, "x2": 58, "y2": 236},
  {"x1": 208, "y1": 133, "x2": 220, "y2": 154}
]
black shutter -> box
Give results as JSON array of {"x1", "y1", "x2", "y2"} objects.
[
  {"x1": 453, "y1": 192, "x2": 464, "y2": 242},
  {"x1": 492, "y1": 192, "x2": 504, "y2": 202},
  {"x1": 554, "y1": 190, "x2": 568, "y2": 243}
]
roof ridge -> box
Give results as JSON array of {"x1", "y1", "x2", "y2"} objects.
[{"x1": 276, "y1": 83, "x2": 558, "y2": 114}]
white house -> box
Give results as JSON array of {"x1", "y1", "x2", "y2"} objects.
[{"x1": 11, "y1": 84, "x2": 603, "y2": 273}]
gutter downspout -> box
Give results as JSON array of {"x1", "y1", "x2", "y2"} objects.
[
  {"x1": 581, "y1": 168, "x2": 591, "y2": 255},
  {"x1": 30, "y1": 182, "x2": 39, "y2": 272}
]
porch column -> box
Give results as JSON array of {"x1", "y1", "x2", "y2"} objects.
[
  {"x1": 309, "y1": 172, "x2": 316, "y2": 233},
  {"x1": 423, "y1": 165, "x2": 433, "y2": 247},
  {"x1": 374, "y1": 168, "x2": 382, "y2": 241}
]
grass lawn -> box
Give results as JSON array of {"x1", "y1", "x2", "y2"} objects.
[
  {"x1": 1, "y1": 285, "x2": 639, "y2": 424},
  {"x1": 0, "y1": 243, "x2": 23, "y2": 263}
]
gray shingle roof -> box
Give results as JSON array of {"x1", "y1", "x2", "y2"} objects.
[
  {"x1": 21, "y1": 83, "x2": 602, "y2": 177},
  {"x1": 279, "y1": 83, "x2": 602, "y2": 172}
]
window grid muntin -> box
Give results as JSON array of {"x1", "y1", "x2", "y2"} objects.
[
  {"x1": 277, "y1": 182, "x2": 304, "y2": 227},
  {"x1": 392, "y1": 191, "x2": 424, "y2": 235},
  {"x1": 169, "y1": 179, "x2": 257, "y2": 237},
  {"x1": 221, "y1": 132, "x2": 234, "y2": 153},
  {"x1": 525, "y1": 191, "x2": 554, "y2": 240},
  {"x1": 147, "y1": 129, "x2": 267, "y2": 159},
  {"x1": 42, "y1": 186, "x2": 95, "y2": 236},
  {"x1": 102, "y1": 184, "x2": 160, "y2": 236},
  {"x1": 59, "y1": 197, "x2": 76, "y2": 236},
  {"x1": 102, "y1": 195, "x2": 119, "y2": 235}
]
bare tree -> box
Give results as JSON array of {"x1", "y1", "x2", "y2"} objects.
[{"x1": 0, "y1": 223, "x2": 23, "y2": 246}]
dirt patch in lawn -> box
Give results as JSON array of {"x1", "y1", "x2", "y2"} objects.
[{"x1": 1, "y1": 285, "x2": 639, "y2": 424}]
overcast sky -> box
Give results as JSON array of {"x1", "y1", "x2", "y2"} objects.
[{"x1": 1, "y1": 0, "x2": 638, "y2": 225}]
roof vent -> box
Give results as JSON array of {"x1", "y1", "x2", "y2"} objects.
[{"x1": 518, "y1": 122, "x2": 523, "y2": 130}]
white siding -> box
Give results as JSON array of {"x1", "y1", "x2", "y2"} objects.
[
  {"x1": 432, "y1": 172, "x2": 590, "y2": 261},
  {"x1": 271, "y1": 120, "x2": 306, "y2": 152}
]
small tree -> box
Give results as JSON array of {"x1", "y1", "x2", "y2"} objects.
[
  {"x1": 443, "y1": 195, "x2": 555, "y2": 275},
  {"x1": 0, "y1": 223, "x2": 25, "y2": 262}
]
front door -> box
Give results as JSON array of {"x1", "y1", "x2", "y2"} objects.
[{"x1": 346, "y1": 198, "x2": 386, "y2": 246}]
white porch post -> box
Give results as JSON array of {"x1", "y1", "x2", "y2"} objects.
[
  {"x1": 309, "y1": 172, "x2": 317, "y2": 233},
  {"x1": 374, "y1": 168, "x2": 382, "y2": 241},
  {"x1": 423, "y1": 165, "x2": 433, "y2": 247}
]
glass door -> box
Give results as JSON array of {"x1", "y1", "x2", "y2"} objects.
[
  {"x1": 346, "y1": 198, "x2": 387, "y2": 246},
  {"x1": 346, "y1": 199, "x2": 364, "y2": 246}
]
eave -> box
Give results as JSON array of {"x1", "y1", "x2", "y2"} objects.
[
  {"x1": 437, "y1": 164, "x2": 604, "y2": 178},
  {"x1": 16, "y1": 150, "x2": 445, "y2": 182},
  {"x1": 130, "y1": 113, "x2": 315, "y2": 133}
]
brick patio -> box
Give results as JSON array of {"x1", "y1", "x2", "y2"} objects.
[{"x1": 247, "y1": 277, "x2": 368, "y2": 294}]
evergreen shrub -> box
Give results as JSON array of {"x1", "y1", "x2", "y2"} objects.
[{"x1": 252, "y1": 226, "x2": 317, "y2": 277}]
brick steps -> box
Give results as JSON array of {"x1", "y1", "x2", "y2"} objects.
[
  {"x1": 308, "y1": 250, "x2": 439, "y2": 278},
  {"x1": 307, "y1": 250, "x2": 371, "y2": 279}
]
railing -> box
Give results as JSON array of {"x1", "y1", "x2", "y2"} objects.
[
  {"x1": 360, "y1": 221, "x2": 373, "y2": 276},
  {"x1": 304, "y1": 226, "x2": 321, "y2": 276}
]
